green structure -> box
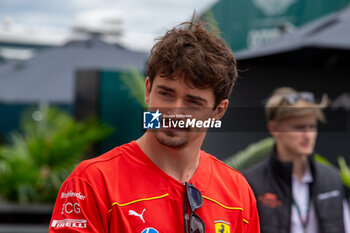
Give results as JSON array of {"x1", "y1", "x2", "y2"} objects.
[
  {"x1": 74, "y1": 69, "x2": 146, "y2": 154},
  {"x1": 98, "y1": 71, "x2": 144, "y2": 153},
  {"x1": 205, "y1": 0, "x2": 349, "y2": 51}
]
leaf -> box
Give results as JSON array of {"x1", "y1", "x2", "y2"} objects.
[
  {"x1": 338, "y1": 156, "x2": 350, "y2": 189},
  {"x1": 120, "y1": 68, "x2": 147, "y2": 109},
  {"x1": 224, "y1": 137, "x2": 275, "y2": 171},
  {"x1": 314, "y1": 153, "x2": 333, "y2": 166},
  {"x1": 0, "y1": 105, "x2": 112, "y2": 203}
]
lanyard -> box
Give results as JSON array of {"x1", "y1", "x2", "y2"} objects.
[{"x1": 292, "y1": 195, "x2": 311, "y2": 233}]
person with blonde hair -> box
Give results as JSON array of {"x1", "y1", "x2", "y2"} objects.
[{"x1": 243, "y1": 87, "x2": 350, "y2": 233}]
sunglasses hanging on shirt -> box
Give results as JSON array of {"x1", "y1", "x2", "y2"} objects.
[{"x1": 183, "y1": 182, "x2": 206, "y2": 233}]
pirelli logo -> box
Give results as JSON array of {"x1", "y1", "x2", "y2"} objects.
[{"x1": 51, "y1": 219, "x2": 87, "y2": 229}]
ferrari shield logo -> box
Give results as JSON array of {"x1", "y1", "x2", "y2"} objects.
[{"x1": 214, "y1": 220, "x2": 230, "y2": 233}]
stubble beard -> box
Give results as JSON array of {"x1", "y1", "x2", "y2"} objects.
[{"x1": 154, "y1": 130, "x2": 189, "y2": 149}]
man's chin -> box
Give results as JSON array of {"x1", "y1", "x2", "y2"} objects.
[
  {"x1": 298, "y1": 149, "x2": 314, "y2": 156},
  {"x1": 154, "y1": 131, "x2": 188, "y2": 149}
]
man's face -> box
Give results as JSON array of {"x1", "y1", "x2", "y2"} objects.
[
  {"x1": 145, "y1": 75, "x2": 226, "y2": 149},
  {"x1": 271, "y1": 114, "x2": 318, "y2": 157}
]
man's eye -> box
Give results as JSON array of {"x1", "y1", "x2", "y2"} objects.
[
  {"x1": 159, "y1": 91, "x2": 170, "y2": 96},
  {"x1": 308, "y1": 125, "x2": 317, "y2": 130},
  {"x1": 188, "y1": 100, "x2": 202, "y2": 106},
  {"x1": 293, "y1": 125, "x2": 305, "y2": 130}
]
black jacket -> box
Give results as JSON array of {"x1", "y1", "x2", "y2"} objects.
[{"x1": 243, "y1": 147, "x2": 346, "y2": 233}]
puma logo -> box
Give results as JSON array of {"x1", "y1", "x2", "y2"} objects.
[{"x1": 129, "y1": 209, "x2": 146, "y2": 223}]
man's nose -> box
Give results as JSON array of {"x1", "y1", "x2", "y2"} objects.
[
  {"x1": 172, "y1": 99, "x2": 185, "y2": 109},
  {"x1": 303, "y1": 129, "x2": 315, "y2": 138},
  {"x1": 165, "y1": 99, "x2": 186, "y2": 115}
]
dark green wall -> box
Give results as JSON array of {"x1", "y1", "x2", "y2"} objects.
[
  {"x1": 98, "y1": 71, "x2": 144, "y2": 153},
  {"x1": 206, "y1": 0, "x2": 349, "y2": 51}
]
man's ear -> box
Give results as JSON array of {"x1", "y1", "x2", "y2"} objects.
[
  {"x1": 145, "y1": 77, "x2": 151, "y2": 107},
  {"x1": 213, "y1": 99, "x2": 229, "y2": 120},
  {"x1": 268, "y1": 120, "x2": 278, "y2": 137}
]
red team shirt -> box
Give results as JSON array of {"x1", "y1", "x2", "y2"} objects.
[{"x1": 49, "y1": 141, "x2": 260, "y2": 233}]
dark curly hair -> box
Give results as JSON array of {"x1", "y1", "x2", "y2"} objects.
[{"x1": 146, "y1": 17, "x2": 238, "y2": 108}]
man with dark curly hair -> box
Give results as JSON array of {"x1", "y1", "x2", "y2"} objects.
[{"x1": 49, "y1": 16, "x2": 260, "y2": 233}]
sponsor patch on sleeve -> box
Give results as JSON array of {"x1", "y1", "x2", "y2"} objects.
[
  {"x1": 51, "y1": 219, "x2": 87, "y2": 229},
  {"x1": 60, "y1": 190, "x2": 86, "y2": 200}
]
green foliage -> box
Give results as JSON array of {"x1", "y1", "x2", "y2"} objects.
[
  {"x1": 0, "y1": 105, "x2": 112, "y2": 204},
  {"x1": 120, "y1": 69, "x2": 147, "y2": 109},
  {"x1": 314, "y1": 153, "x2": 333, "y2": 166},
  {"x1": 224, "y1": 137, "x2": 275, "y2": 171},
  {"x1": 338, "y1": 156, "x2": 350, "y2": 189}
]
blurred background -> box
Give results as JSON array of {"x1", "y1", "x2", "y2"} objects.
[{"x1": 0, "y1": 0, "x2": 350, "y2": 232}]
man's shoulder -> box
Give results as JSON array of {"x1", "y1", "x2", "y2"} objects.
[
  {"x1": 70, "y1": 141, "x2": 136, "y2": 180},
  {"x1": 313, "y1": 158, "x2": 342, "y2": 183},
  {"x1": 202, "y1": 151, "x2": 249, "y2": 186},
  {"x1": 314, "y1": 159, "x2": 340, "y2": 175}
]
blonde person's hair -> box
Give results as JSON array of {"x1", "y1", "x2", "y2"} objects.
[{"x1": 265, "y1": 87, "x2": 329, "y2": 123}]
